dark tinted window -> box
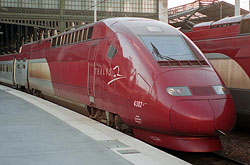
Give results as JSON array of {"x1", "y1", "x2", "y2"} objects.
[
  {"x1": 83, "y1": 29, "x2": 87, "y2": 40},
  {"x1": 57, "y1": 36, "x2": 61, "y2": 46},
  {"x1": 64, "y1": 34, "x2": 68, "y2": 45},
  {"x1": 107, "y1": 45, "x2": 117, "y2": 60},
  {"x1": 71, "y1": 32, "x2": 75, "y2": 43},
  {"x1": 52, "y1": 37, "x2": 57, "y2": 47},
  {"x1": 140, "y1": 35, "x2": 196, "y2": 61},
  {"x1": 79, "y1": 30, "x2": 83, "y2": 41},
  {"x1": 87, "y1": 27, "x2": 94, "y2": 40},
  {"x1": 68, "y1": 33, "x2": 72, "y2": 44},
  {"x1": 74, "y1": 31, "x2": 79, "y2": 42}
]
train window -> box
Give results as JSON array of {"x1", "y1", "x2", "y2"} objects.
[
  {"x1": 68, "y1": 33, "x2": 72, "y2": 44},
  {"x1": 79, "y1": 30, "x2": 83, "y2": 41},
  {"x1": 0, "y1": 64, "x2": 2, "y2": 71},
  {"x1": 64, "y1": 34, "x2": 68, "y2": 45},
  {"x1": 240, "y1": 19, "x2": 250, "y2": 34},
  {"x1": 57, "y1": 36, "x2": 61, "y2": 47},
  {"x1": 74, "y1": 31, "x2": 79, "y2": 43},
  {"x1": 83, "y1": 29, "x2": 87, "y2": 41},
  {"x1": 71, "y1": 32, "x2": 75, "y2": 43},
  {"x1": 140, "y1": 35, "x2": 197, "y2": 61},
  {"x1": 87, "y1": 27, "x2": 94, "y2": 40},
  {"x1": 52, "y1": 37, "x2": 57, "y2": 47},
  {"x1": 107, "y1": 45, "x2": 117, "y2": 60}
]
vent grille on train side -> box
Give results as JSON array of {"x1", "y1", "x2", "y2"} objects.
[
  {"x1": 158, "y1": 60, "x2": 208, "y2": 67},
  {"x1": 190, "y1": 86, "x2": 216, "y2": 96}
]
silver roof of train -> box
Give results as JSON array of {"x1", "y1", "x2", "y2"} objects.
[{"x1": 103, "y1": 17, "x2": 181, "y2": 36}]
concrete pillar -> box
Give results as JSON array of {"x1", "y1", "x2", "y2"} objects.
[
  {"x1": 235, "y1": 0, "x2": 240, "y2": 16},
  {"x1": 94, "y1": 0, "x2": 97, "y2": 22},
  {"x1": 159, "y1": 0, "x2": 168, "y2": 23},
  {"x1": 59, "y1": 0, "x2": 65, "y2": 32},
  {"x1": 220, "y1": 3, "x2": 223, "y2": 19}
]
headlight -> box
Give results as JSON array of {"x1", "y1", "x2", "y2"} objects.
[
  {"x1": 213, "y1": 85, "x2": 228, "y2": 95},
  {"x1": 166, "y1": 87, "x2": 192, "y2": 96}
]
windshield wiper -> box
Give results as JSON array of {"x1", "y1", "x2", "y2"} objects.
[{"x1": 150, "y1": 42, "x2": 176, "y2": 61}]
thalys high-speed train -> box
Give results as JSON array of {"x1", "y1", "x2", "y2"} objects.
[
  {"x1": 185, "y1": 14, "x2": 250, "y2": 128},
  {"x1": 0, "y1": 17, "x2": 235, "y2": 152}
]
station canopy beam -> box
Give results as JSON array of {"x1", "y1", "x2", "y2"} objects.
[{"x1": 168, "y1": 0, "x2": 249, "y2": 31}]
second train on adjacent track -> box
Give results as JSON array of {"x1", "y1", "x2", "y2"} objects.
[{"x1": 186, "y1": 14, "x2": 250, "y2": 128}]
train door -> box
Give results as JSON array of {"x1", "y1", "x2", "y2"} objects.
[
  {"x1": 88, "y1": 45, "x2": 97, "y2": 105},
  {"x1": 15, "y1": 54, "x2": 28, "y2": 88}
]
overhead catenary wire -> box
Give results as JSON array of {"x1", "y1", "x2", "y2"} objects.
[{"x1": 85, "y1": 0, "x2": 109, "y2": 11}]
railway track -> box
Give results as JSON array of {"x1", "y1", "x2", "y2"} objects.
[
  {"x1": 160, "y1": 128, "x2": 250, "y2": 165},
  {"x1": 161, "y1": 149, "x2": 248, "y2": 165},
  {"x1": 214, "y1": 153, "x2": 248, "y2": 165}
]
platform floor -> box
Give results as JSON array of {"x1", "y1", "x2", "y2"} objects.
[{"x1": 0, "y1": 85, "x2": 188, "y2": 165}]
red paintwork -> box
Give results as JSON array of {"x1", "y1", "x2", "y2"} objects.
[
  {"x1": 186, "y1": 14, "x2": 250, "y2": 78},
  {"x1": 0, "y1": 54, "x2": 16, "y2": 61},
  {"x1": 0, "y1": 17, "x2": 236, "y2": 152},
  {"x1": 133, "y1": 128, "x2": 222, "y2": 152}
]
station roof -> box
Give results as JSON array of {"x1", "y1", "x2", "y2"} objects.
[{"x1": 169, "y1": 1, "x2": 249, "y2": 31}]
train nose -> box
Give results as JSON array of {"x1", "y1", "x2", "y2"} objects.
[
  {"x1": 170, "y1": 99, "x2": 235, "y2": 136},
  {"x1": 209, "y1": 99, "x2": 236, "y2": 132}
]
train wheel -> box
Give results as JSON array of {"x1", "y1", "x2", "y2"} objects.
[
  {"x1": 114, "y1": 115, "x2": 123, "y2": 131},
  {"x1": 86, "y1": 106, "x2": 132, "y2": 135}
]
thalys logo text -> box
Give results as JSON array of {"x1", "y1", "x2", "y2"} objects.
[{"x1": 95, "y1": 65, "x2": 126, "y2": 85}]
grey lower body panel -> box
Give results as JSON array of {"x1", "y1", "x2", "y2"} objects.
[{"x1": 229, "y1": 88, "x2": 250, "y2": 128}]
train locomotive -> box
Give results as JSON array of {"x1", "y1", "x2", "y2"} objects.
[{"x1": 0, "y1": 17, "x2": 235, "y2": 152}]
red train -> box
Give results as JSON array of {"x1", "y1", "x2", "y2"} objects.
[
  {"x1": 186, "y1": 14, "x2": 250, "y2": 128},
  {"x1": 0, "y1": 17, "x2": 236, "y2": 152}
]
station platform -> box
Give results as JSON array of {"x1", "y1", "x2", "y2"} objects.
[{"x1": 0, "y1": 85, "x2": 189, "y2": 165}]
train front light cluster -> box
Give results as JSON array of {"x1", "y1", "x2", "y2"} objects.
[
  {"x1": 213, "y1": 85, "x2": 228, "y2": 95},
  {"x1": 166, "y1": 87, "x2": 192, "y2": 96}
]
